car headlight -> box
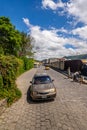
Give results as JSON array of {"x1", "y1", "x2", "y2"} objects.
[{"x1": 50, "y1": 88, "x2": 56, "y2": 92}]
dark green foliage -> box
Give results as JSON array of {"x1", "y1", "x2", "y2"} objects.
[
  {"x1": 0, "y1": 16, "x2": 34, "y2": 105},
  {"x1": 0, "y1": 47, "x2": 4, "y2": 55},
  {"x1": 0, "y1": 16, "x2": 22, "y2": 56},
  {"x1": 0, "y1": 16, "x2": 34, "y2": 58},
  {"x1": 0, "y1": 74, "x2": 3, "y2": 89}
]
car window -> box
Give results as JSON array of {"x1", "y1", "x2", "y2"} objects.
[{"x1": 34, "y1": 76, "x2": 51, "y2": 84}]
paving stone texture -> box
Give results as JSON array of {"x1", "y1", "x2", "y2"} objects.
[{"x1": 0, "y1": 67, "x2": 87, "y2": 130}]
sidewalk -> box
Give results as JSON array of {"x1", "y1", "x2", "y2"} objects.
[{"x1": 50, "y1": 66, "x2": 87, "y2": 84}]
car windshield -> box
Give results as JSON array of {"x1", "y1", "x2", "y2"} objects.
[{"x1": 34, "y1": 76, "x2": 52, "y2": 84}]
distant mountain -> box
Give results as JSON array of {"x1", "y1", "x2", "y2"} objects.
[{"x1": 64, "y1": 54, "x2": 87, "y2": 60}]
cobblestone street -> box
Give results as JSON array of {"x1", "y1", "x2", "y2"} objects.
[{"x1": 0, "y1": 67, "x2": 87, "y2": 130}]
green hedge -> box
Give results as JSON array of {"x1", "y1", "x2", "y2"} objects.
[
  {"x1": 0, "y1": 87, "x2": 22, "y2": 106},
  {"x1": 0, "y1": 74, "x2": 3, "y2": 89},
  {"x1": 0, "y1": 55, "x2": 24, "y2": 105},
  {"x1": 0, "y1": 55, "x2": 24, "y2": 88},
  {"x1": 0, "y1": 55, "x2": 34, "y2": 105},
  {"x1": 21, "y1": 56, "x2": 34, "y2": 70}
]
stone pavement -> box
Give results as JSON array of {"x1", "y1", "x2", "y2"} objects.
[
  {"x1": 0, "y1": 68, "x2": 37, "y2": 130},
  {"x1": 0, "y1": 67, "x2": 87, "y2": 130}
]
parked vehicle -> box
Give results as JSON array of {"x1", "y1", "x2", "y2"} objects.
[
  {"x1": 81, "y1": 64, "x2": 87, "y2": 76},
  {"x1": 29, "y1": 73, "x2": 56, "y2": 100},
  {"x1": 49, "y1": 59, "x2": 87, "y2": 75},
  {"x1": 64, "y1": 60, "x2": 83, "y2": 72},
  {"x1": 34, "y1": 62, "x2": 40, "y2": 68},
  {"x1": 45, "y1": 66, "x2": 50, "y2": 70}
]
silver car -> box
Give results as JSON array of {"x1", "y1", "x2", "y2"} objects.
[{"x1": 30, "y1": 73, "x2": 56, "y2": 100}]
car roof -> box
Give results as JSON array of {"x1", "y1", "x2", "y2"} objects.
[{"x1": 34, "y1": 73, "x2": 49, "y2": 77}]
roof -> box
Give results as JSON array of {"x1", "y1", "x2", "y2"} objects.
[{"x1": 34, "y1": 73, "x2": 48, "y2": 77}]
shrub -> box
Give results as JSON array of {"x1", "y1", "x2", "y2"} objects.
[
  {"x1": 21, "y1": 56, "x2": 34, "y2": 70},
  {"x1": 0, "y1": 87, "x2": 22, "y2": 106},
  {"x1": 0, "y1": 55, "x2": 34, "y2": 105},
  {"x1": 28, "y1": 58, "x2": 34, "y2": 69},
  {"x1": 0, "y1": 47, "x2": 4, "y2": 55},
  {"x1": 0, "y1": 74, "x2": 3, "y2": 89},
  {"x1": 7, "y1": 87, "x2": 22, "y2": 106},
  {"x1": 15, "y1": 58, "x2": 24, "y2": 76},
  {"x1": 0, "y1": 55, "x2": 24, "y2": 88},
  {"x1": 0, "y1": 55, "x2": 23, "y2": 104}
]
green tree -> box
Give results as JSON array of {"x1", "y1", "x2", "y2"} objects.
[
  {"x1": 0, "y1": 16, "x2": 22, "y2": 56},
  {"x1": 20, "y1": 32, "x2": 34, "y2": 57}
]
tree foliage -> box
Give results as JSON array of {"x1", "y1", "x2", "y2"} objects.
[
  {"x1": 0, "y1": 16, "x2": 34, "y2": 57},
  {"x1": 0, "y1": 16, "x2": 22, "y2": 56},
  {"x1": 20, "y1": 32, "x2": 34, "y2": 57},
  {"x1": 0, "y1": 16, "x2": 35, "y2": 105}
]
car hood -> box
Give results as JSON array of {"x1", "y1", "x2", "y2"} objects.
[{"x1": 32, "y1": 83, "x2": 54, "y2": 91}]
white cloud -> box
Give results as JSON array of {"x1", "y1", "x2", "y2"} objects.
[
  {"x1": 42, "y1": 0, "x2": 87, "y2": 24},
  {"x1": 66, "y1": 0, "x2": 87, "y2": 24},
  {"x1": 42, "y1": 0, "x2": 65, "y2": 10},
  {"x1": 50, "y1": 27, "x2": 68, "y2": 34},
  {"x1": 22, "y1": 18, "x2": 32, "y2": 28},
  {"x1": 23, "y1": 18, "x2": 87, "y2": 60},
  {"x1": 72, "y1": 26, "x2": 87, "y2": 40}
]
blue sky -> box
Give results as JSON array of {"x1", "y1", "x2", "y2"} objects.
[{"x1": 0, "y1": 0, "x2": 87, "y2": 60}]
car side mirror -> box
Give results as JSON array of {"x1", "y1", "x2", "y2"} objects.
[{"x1": 30, "y1": 81, "x2": 32, "y2": 83}]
